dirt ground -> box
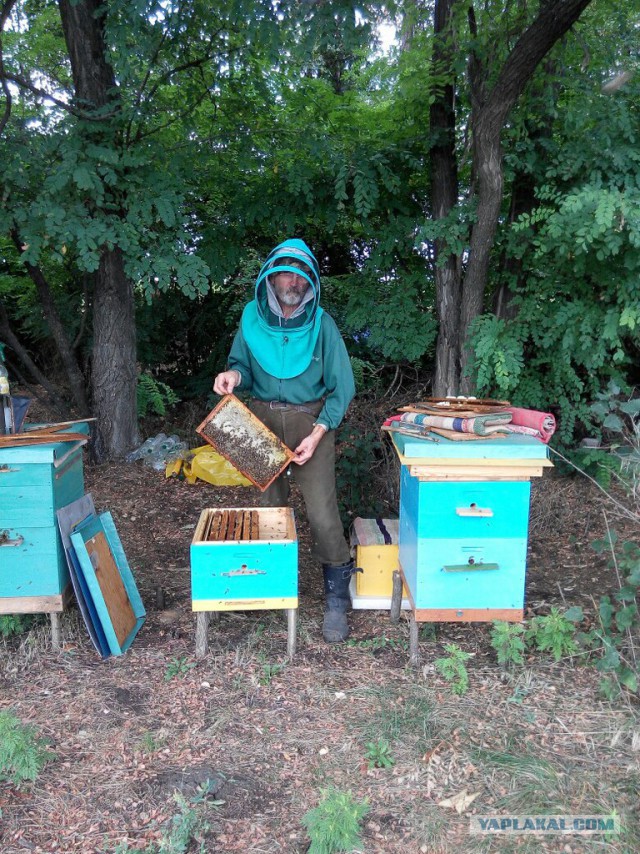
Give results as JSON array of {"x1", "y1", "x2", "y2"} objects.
[{"x1": 1, "y1": 419, "x2": 639, "y2": 853}]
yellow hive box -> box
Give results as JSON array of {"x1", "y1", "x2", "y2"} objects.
[{"x1": 351, "y1": 518, "x2": 408, "y2": 608}]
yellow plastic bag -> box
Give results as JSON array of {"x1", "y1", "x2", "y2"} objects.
[{"x1": 183, "y1": 445, "x2": 252, "y2": 487}]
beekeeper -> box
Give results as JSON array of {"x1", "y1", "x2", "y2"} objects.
[{"x1": 213, "y1": 238, "x2": 357, "y2": 643}]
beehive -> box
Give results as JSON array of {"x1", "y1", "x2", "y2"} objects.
[
  {"x1": 191, "y1": 506, "x2": 297, "y2": 611},
  {"x1": 196, "y1": 395, "x2": 294, "y2": 491},
  {"x1": 349, "y1": 517, "x2": 409, "y2": 610}
]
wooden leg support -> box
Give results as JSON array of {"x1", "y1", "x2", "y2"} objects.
[
  {"x1": 390, "y1": 570, "x2": 402, "y2": 624},
  {"x1": 409, "y1": 611, "x2": 420, "y2": 668},
  {"x1": 195, "y1": 611, "x2": 210, "y2": 659},
  {"x1": 286, "y1": 608, "x2": 297, "y2": 659},
  {"x1": 50, "y1": 612, "x2": 61, "y2": 650}
]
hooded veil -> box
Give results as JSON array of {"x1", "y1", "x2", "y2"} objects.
[{"x1": 239, "y1": 238, "x2": 325, "y2": 379}]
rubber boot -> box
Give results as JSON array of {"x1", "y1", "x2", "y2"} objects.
[{"x1": 322, "y1": 560, "x2": 357, "y2": 643}]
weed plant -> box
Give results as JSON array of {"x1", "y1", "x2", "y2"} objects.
[
  {"x1": 526, "y1": 607, "x2": 579, "y2": 661},
  {"x1": 302, "y1": 788, "x2": 369, "y2": 854},
  {"x1": 109, "y1": 781, "x2": 219, "y2": 853},
  {"x1": 0, "y1": 710, "x2": 55, "y2": 785},
  {"x1": 434, "y1": 643, "x2": 472, "y2": 695},
  {"x1": 490, "y1": 622, "x2": 526, "y2": 668},
  {"x1": 164, "y1": 657, "x2": 195, "y2": 681},
  {"x1": 364, "y1": 738, "x2": 394, "y2": 769},
  {"x1": 0, "y1": 614, "x2": 35, "y2": 639}
]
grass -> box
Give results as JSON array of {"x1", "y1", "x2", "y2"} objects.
[{"x1": 353, "y1": 684, "x2": 435, "y2": 745}]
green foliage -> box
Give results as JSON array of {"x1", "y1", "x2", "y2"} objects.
[
  {"x1": 137, "y1": 731, "x2": 166, "y2": 756},
  {"x1": 525, "y1": 607, "x2": 579, "y2": 662},
  {"x1": 346, "y1": 635, "x2": 407, "y2": 653},
  {"x1": 258, "y1": 663, "x2": 284, "y2": 686},
  {"x1": 591, "y1": 532, "x2": 639, "y2": 698},
  {"x1": 0, "y1": 710, "x2": 55, "y2": 785},
  {"x1": 364, "y1": 738, "x2": 394, "y2": 769},
  {"x1": 302, "y1": 788, "x2": 369, "y2": 854},
  {"x1": 335, "y1": 426, "x2": 385, "y2": 529},
  {"x1": 434, "y1": 643, "x2": 472, "y2": 695},
  {"x1": 490, "y1": 621, "x2": 526, "y2": 669},
  {"x1": 469, "y1": 76, "x2": 640, "y2": 444},
  {"x1": 136, "y1": 372, "x2": 180, "y2": 418},
  {"x1": 0, "y1": 614, "x2": 35, "y2": 639},
  {"x1": 110, "y1": 780, "x2": 219, "y2": 854},
  {"x1": 342, "y1": 273, "x2": 437, "y2": 364},
  {"x1": 164, "y1": 657, "x2": 195, "y2": 681},
  {"x1": 156, "y1": 788, "x2": 211, "y2": 854}
]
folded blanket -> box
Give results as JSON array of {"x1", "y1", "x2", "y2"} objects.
[
  {"x1": 505, "y1": 408, "x2": 556, "y2": 443},
  {"x1": 384, "y1": 411, "x2": 512, "y2": 436}
]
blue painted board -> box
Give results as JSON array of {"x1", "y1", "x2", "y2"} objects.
[
  {"x1": 0, "y1": 455, "x2": 83, "y2": 526},
  {"x1": 0, "y1": 526, "x2": 65, "y2": 597},
  {"x1": 191, "y1": 541, "x2": 298, "y2": 602},
  {"x1": 67, "y1": 544, "x2": 110, "y2": 658},
  {"x1": 400, "y1": 466, "x2": 531, "y2": 540},
  {"x1": 394, "y1": 432, "x2": 549, "y2": 460},
  {"x1": 57, "y1": 495, "x2": 110, "y2": 658},
  {"x1": 71, "y1": 512, "x2": 145, "y2": 656},
  {"x1": 0, "y1": 440, "x2": 86, "y2": 601},
  {"x1": 409, "y1": 537, "x2": 527, "y2": 610}
]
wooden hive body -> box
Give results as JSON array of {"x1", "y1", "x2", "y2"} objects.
[
  {"x1": 394, "y1": 433, "x2": 552, "y2": 622},
  {"x1": 0, "y1": 429, "x2": 88, "y2": 613},
  {"x1": 191, "y1": 507, "x2": 298, "y2": 611}
]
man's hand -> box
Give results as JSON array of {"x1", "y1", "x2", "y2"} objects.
[
  {"x1": 293, "y1": 423, "x2": 327, "y2": 465},
  {"x1": 213, "y1": 369, "x2": 241, "y2": 395}
]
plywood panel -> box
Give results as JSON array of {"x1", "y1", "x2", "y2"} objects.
[{"x1": 85, "y1": 531, "x2": 137, "y2": 646}]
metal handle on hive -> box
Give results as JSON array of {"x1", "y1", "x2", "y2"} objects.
[
  {"x1": 455, "y1": 505, "x2": 494, "y2": 517},
  {"x1": 0, "y1": 532, "x2": 24, "y2": 547}
]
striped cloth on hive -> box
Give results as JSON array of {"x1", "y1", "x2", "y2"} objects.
[{"x1": 384, "y1": 411, "x2": 512, "y2": 436}]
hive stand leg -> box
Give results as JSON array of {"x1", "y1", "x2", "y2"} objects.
[
  {"x1": 390, "y1": 570, "x2": 402, "y2": 624},
  {"x1": 50, "y1": 613, "x2": 61, "y2": 650},
  {"x1": 195, "y1": 611, "x2": 210, "y2": 659},
  {"x1": 286, "y1": 608, "x2": 297, "y2": 659},
  {"x1": 408, "y1": 612, "x2": 420, "y2": 668}
]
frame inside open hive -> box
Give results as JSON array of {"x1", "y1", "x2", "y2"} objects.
[
  {"x1": 192, "y1": 506, "x2": 296, "y2": 544},
  {"x1": 196, "y1": 395, "x2": 295, "y2": 491}
]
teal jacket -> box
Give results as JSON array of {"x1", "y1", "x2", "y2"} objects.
[{"x1": 228, "y1": 239, "x2": 355, "y2": 430}]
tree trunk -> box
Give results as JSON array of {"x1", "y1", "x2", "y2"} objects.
[
  {"x1": 431, "y1": 0, "x2": 462, "y2": 397},
  {"x1": 58, "y1": 0, "x2": 139, "y2": 459},
  {"x1": 432, "y1": 0, "x2": 593, "y2": 394},
  {"x1": 91, "y1": 248, "x2": 138, "y2": 460}
]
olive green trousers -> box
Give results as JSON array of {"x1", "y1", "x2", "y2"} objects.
[{"x1": 249, "y1": 399, "x2": 351, "y2": 566}]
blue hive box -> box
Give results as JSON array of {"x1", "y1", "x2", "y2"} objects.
[
  {"x1": 0, "y1": 424, "x2": 89, "y2": 613},
  {"x1": 393, "y1": 433, "x2": 552, "y2": 621},
  {"x1": 191, "y1": 507, "x2": 298, "y2": 611}
]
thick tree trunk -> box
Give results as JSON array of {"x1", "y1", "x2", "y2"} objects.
[
  {"x1": 58, "y1": 0, "x2": 139, "y2": 459},
  {"x1": 91, "y1": 249, "x2": 138, "y2": 460},
  {"x1": 431, "y1": 0, "x2": 462, "y2": 397},
  {"x1": 432, "y1": 0, "x2": 593, "y2": 394}
]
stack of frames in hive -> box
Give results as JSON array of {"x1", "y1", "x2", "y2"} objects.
[{"x1": 202, "y1": 509, "x2": 261, "y2": 542}]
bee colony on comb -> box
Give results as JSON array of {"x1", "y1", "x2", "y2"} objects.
[{"x1": 196, "y1": 395, "x2": 294, "y2": 491}]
